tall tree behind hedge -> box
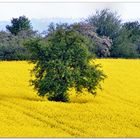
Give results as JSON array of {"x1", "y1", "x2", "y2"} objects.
[{"x1": 6, "y1": 15, "x2": 32, "y2": 35}]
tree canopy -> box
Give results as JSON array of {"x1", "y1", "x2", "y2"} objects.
[
  {"x1": 6, "y1": 15, "x2": 32, "y2": 35},
  {"x1": 25, "y1": 27, "x2": 106, "y2": 102}
]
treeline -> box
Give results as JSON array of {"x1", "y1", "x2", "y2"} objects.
[{"x1": 1, "y1": 9, "x2": 140, "y2": 60}]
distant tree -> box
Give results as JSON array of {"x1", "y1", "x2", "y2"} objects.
[
  {"x1": 47, "y1": 22, "x2": 55, "y2": 35},
  {"x1": 45, "y1": 23, "x2": 69, "y2": 38},
  {"x1": 87, "y1": 9, "x2": 121, "y2": 40},
  {"x1": 6, "y1": 15, "x2": 32, "y2": 35},
  {"x1": 122, "y1": 21, "x2": 140, "y2": 43},
  {"x1": 110, "y1": 21, "x2": 140, "y2": 58},
  {"x1": 111, "y1": 27, "x2": 139, "y2": 58},
  {"x1": 25, "y1": 27, "x2": 106, "y2": 102}
]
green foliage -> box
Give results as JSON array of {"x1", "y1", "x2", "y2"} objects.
[
  {"x1": 0, "y1": 31, "x2": 36, "y2": 60},
  {"x1": 26, "y1": 27, "x2": 106, "y2": 102},
  {"x1": 6, "y1": 15, "x2": 32, "y2": 35},
  {"x1": 111, "y1": 21, "x2": 140, "y2": 58},
  {"x1": 122, "y1": 21, "x2": 140, "y2": 43},
  {"x1": 88, "y1": 9, "x2": 121, "y2": 39}
]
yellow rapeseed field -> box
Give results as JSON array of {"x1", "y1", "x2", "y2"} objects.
[{"x1": 0, "y1": 59, "x2": 140, "y2": 137}]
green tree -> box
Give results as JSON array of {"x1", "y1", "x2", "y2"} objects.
[
  {"x1": 6, "y1": 15, "x2": 32, "y2": 35},
  {"x1": 111, "y1": 21, "x2": 140, "y2": 58},
  {"x1": 26, "y1": 27, "x2": 106, "y2": 102},
  {"x1": 111, "y1": 27, "x2": 139, "y2": 58},
  {"x1": 87, "y1": 9, "x2": 121, "y2": 40},
  {"x1": 122, "y1": 21, "x2": 140, "y2": 43}
]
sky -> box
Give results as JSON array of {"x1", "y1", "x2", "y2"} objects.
[{"x1": 0, "y1": 2, "x2": 140, "y2": 22}]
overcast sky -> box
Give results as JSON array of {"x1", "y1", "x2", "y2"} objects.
[{"x1": 0, "y1": 3, "x2": 140, "y2": 22}]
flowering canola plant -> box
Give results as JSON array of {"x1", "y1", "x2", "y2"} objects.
[{"x1": 0, "y1": 59, "x2": 140, "y2": 137}]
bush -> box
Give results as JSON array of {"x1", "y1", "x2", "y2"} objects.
[
  {"x1": 26, "y1": 27, "x2": 106, "y2": 102},
  {"x1": 0, "y1": 31, "x2": 37, "y2": 60}
]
